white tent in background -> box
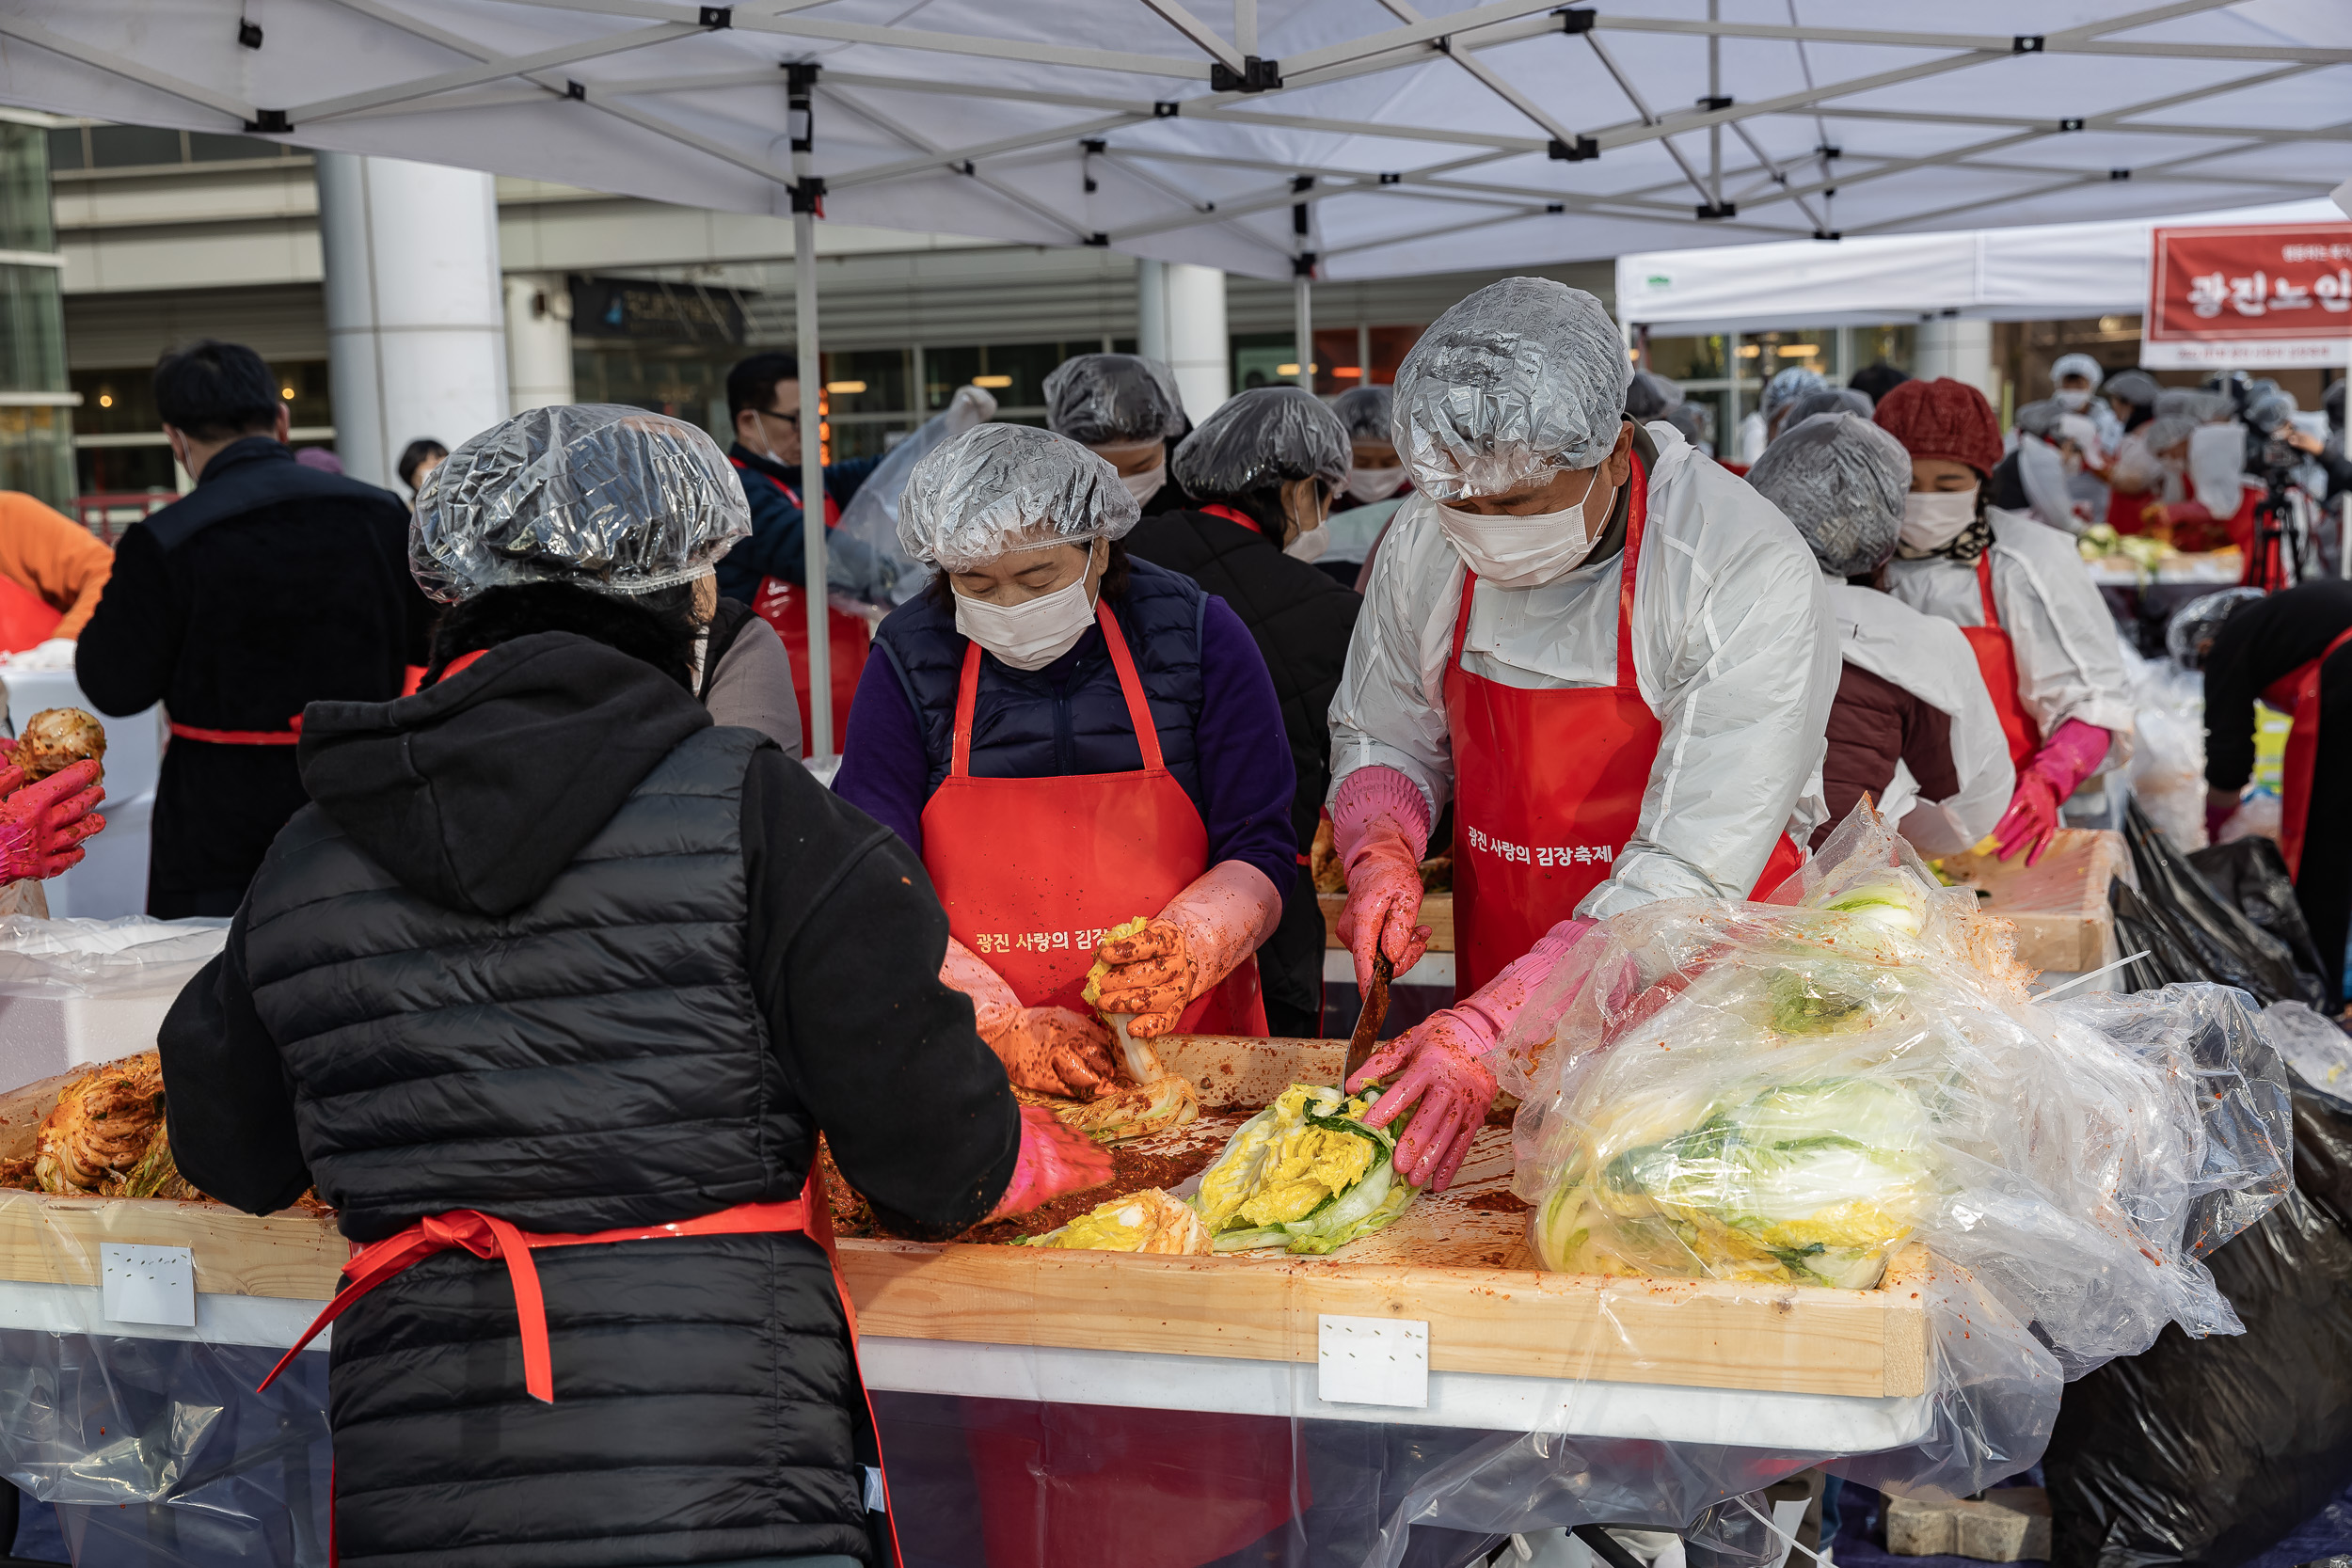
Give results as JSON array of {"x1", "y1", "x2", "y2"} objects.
[
  {"x1": 5, "y1": 0, "x2": 2348, "y2": 752},
  {"x1": 1617, "y1": 198, "x2": 2350, "y2": 333}
]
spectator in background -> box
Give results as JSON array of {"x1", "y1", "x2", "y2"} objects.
[
  {"x1": 1848, "y1": 361, "x2": 1912, "y2": 406},
  {"x1": 0, "y1": 491, "x2": 116, "y2": 667},
  {"x1": 76, "y1": 340, "x2": 432, "y2": 917},
  {"x1": 1327, "y1": 384, "x2": 1411, "y2": 592},
  {"x1": 1043, "y1": 352, "x2": 1192, "y2": 516},
  {"x1": 395, "y1": 438, "x2": 447, "y2": 500}
]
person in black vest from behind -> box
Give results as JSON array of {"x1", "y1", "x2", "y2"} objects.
[
  {"x1": 76, "y1": 341, "x2": 432, "y2": 916},
  {"x1": 1126, "y1": 385, "x2": 1360, "y2": 1037},
  {"x1": 156, "y1": 407, "x2": 1108, "y2": 1568}
]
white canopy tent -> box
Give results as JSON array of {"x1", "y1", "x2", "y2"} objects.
[
  {"x1": 5, "y1": 0, "x2": 2348, "y2": 752},
  {"x1": 1617, "y1": 196, "x2": 2348, "y2": 333}
]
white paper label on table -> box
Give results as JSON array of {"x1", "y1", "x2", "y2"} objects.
[
  {"x1": 1317, "y1": 1314, "x2": 1429, "y2": 1408},
  {"x1": 101, "y1": 1243, "x2": 195, "y2": 1328}
]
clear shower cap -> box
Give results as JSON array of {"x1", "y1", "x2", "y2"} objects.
[
  {"x1": 1330, "y1": 385, "x2": 1394, "y2": 443},
  {"x1": 1778, "y1": 387, "x2": 1874, "y2": 430},
  {"x1": 2142, "y1": 415, "x2": 2200, "y2": 454},
  {"x1": 410, "y1": 404, "x2": 750, "y2": 604},
  {"x1": 1624, "y1": 371, "x2": 1682, "y2": 421},
  {"x1": 1041, "y1": 354, "x2": 1187, "y2": 447},
  {"x1": 2166, "y1": 587, "x2": 2266, "y2": 670},
  {"x1": 2014, "y1": 398, "x2": 2065, "y2": 438},
  {"x1": 2104, "y1": 369, "x2": 2162, "y2": 407},
  {"x1": 1744, "y1": 412, "x2": 1911, "y2": 578},
  {"x1": 1170, "y1": 385, "x2": 1350, "y2": 500},
  {"x1": 1760, "y1": 367, "x2": 1828, "y2": 424},
  {"x1": 898, "y1": 422, "x2": 1141, "y2": 573},
  {"x1": 1393, "y1": 277, "x2": 1634, "y2": 501},
  {"x1": 2051, "y1": 352, "x2": 2106, "y2": 387},
  {"x1": 2155, "y1": 388, "x2": 2233, "y2": 423}
]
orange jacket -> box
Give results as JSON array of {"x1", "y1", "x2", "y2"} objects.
[{"x1": 0, "y1": 492, "x2": 114, "y2": 639}]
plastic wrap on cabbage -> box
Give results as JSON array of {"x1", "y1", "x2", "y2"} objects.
[
  {"x1": 1513, "y1": 799, "x2": 2294, "y2": 1382},
  {"x1": 1191, "y1": 1084, "x2": 1418, "y2": 1254}
]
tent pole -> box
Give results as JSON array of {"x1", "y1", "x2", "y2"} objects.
[
  {"x1": 1725, "y1": 331, "x2": 1742, "y2": 451},
  {"x1": 790, "y1": 66, "x2": 832, "y2": 761},
  {"x1": 1295, "y1": 272, "x2": 1313, "y2": 392}
]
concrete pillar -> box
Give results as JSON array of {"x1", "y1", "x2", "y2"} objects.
[
  {"x1": 317, "y1": 152, "x2": 510, "y2": 491},
  {"x1": 1913, "y1": 317, "x2": 1997, "y2": 404},
  {"x1": 1137, "y1": 259, "x2": 1230, "y2": 421},
  {"x1": 503, "y1": 273, "x2": 575, "y2": 415}
]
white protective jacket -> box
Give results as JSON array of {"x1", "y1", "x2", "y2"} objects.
[
  {"x1": 1829, "y1": 579, "x2": 2015, "y2": 856},
  {"x1": 1327, "y1": 420, "x2": 1836, "y2": 920},
  {"x1": 1883, "y1": 507, "x2": 2137, "y2": 768}
]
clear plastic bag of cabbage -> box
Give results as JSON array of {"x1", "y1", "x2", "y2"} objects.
[
  {"x1": 1191, "y1": 1084, "x2": 1417, "y2": 1254},
  {"x1": 1511, "y1": 800, "x2": 2293, "y2": 1376}
]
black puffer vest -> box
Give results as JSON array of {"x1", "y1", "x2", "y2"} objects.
[
  {"x1": 871, "y1": 555, "x2": 1208, "y2": 807},
  {"x1": 243, "y1": 725, "x2": 870, "y2": 1567}
]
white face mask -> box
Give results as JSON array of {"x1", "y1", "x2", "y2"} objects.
[
  {"x1": 1435, "y1": 469, "x2": 1612, "y2": 589},
  {"x1": 1343, "y1": 466, "x2": 1406, "y2": 504},
  {"x1": 953, "y1": 546, "x2": 1100, "y2": 671},
  {"x1": 1898, "y1": 487, "x2": 1978, "y2": 556},
  {"x1": 2055, "y1": 388, "x2": 2093, "y2": 412},
  {"x1": 1117, "y1": 463, "x2": 1165, "y2": 505},
  {"x1": 1283, "y1": 523, "x2": 1331, "y2": 562}
]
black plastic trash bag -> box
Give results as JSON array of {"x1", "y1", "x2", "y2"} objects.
[
  {"x1": 2116, "y1": 800, "x2": 2307, "y2": 1006},
  {"x1": 2188, "y1": 836, "x2": 2331, "y2": 1010},
  {"x1": 2045, "y1": 1073, "x2": 2352, "y2": 1568}
]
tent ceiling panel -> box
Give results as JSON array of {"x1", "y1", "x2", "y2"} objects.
[{"x1": 2, "y1": 0, "x2": 2345, "y2": 281}]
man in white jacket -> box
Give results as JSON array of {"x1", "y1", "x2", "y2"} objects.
[
  {"x1": 1327, "y1": 277, "x2": 1836, "y2": 1191},
  {"x1": 1745, "y1": 412, "x2": 2014, "y2": 856}
]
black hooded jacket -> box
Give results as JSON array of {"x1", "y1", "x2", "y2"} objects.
[{"x1": 159, "y1": 631, "x2": 1018, "y2": 1567}]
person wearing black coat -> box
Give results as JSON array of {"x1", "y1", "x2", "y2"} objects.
[
  {"x1": 1125, "y1": 385, "x2": 1359, "y2": 1037},
  {"x1": 156, "y1": 408, "x2": 1105, "y2": 1568},
  {"x1": 76, "y1": 341, "x2": 433, "y2": 917}
]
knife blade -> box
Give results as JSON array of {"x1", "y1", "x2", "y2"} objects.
[{"x1": 1344, "y1": 951, "x2": 1392, "y2": 1085}]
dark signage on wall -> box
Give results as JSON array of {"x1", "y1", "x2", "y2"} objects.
[{"x1": 569, "y1": 275, "x2": 747, "y2": 344}]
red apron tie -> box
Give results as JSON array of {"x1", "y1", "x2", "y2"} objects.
[
  {"x1": 168, "y1": 714, "x2": 303, "y2": 746},
  {"x1": 2266, "y1": 625, "x2": 2352, "y2": 879},
  {"x1": 1959, "y1": 546, "x2": 2044, "y2": 771}
]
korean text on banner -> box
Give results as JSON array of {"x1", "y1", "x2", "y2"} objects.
[{"x1": 2145, "y1": 222, "x2": 2352, "y2": 370}]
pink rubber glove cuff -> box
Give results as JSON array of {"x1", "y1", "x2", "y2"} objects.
[
  {"x1": 1993, "y1": 720, "x2": 2110, "y2": 867},
  {"x1": 985, "y1": 1105, "x2": 1113, "y2": 1221},
  {"x1": 1331, "y1": 766, "x2": 1431, "y2": 863}
]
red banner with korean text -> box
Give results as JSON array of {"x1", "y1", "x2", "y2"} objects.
[{"x1": 2145, "y1": 221, "x2": 2352, "y2": 369}]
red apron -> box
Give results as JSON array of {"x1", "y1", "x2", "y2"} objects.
[
  {"x1": 919, "y1": 597, "x2": 1263, "y2": 1034},
  {"x1": 1962, "y1": 548, "x2": 2043, "y2": 771},
  {"x1": 2263, "y1": 625, "x2": 2352, "y2": 878},
  {"x1": 918, "y1": 598, "x2": 1281, "y2": 1568},
  {"x1": 732, "y1": 458, "x2": 870, "y2": 753},
  {"x1": 260, "y1": 1166, "x2": 900, "y2": 1566},
  {"x1": 1443, "y1": 452, "x2": 1803, "y2": 998},
  {"x1": 0, "y1": 575, "x2": 58, "y2": 654}
]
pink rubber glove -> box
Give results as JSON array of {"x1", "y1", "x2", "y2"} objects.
[
  {"x1": 942, "y1": 939, "x2": 1118, "y2": 1099},
  {"x1": 1993, "y1": 720, "x2": 2110, "y2": 866},
  {"x1": 0, "y1": 759, "x2": 104, "y2": 880},
  {"x1": 1092, "y1": 860, "x2": 1282, "y2": 1037},
  {"x1": 985, "y1": 1105, "x2": 1114, "y2": 1220},
  {"x1": 1347, "y1": 917, "x2": 1597, "y2": 1191},
  {"x1": 1331, "y1": 766, "x2": 1433, "y2": 993}
]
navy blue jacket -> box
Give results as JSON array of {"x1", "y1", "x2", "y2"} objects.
[
  {"x1": 719, "y1": 444, "x2": 882, "y2": 603},
  {"x1": 75, "y1": 437, "x2": 432, "y2": 914},
  {"x1": 832, "y1": 557, "x2": 1297, "y2": 900}
]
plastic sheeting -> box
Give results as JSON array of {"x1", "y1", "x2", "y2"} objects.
[
  {"x1": 1392, "y1": 279, "x2": 1632, "y2": 503},
  {"x1": 831, "y1": 390, "x2": 999, "y2": 607},
  {"x1": 896, "y1": 424, "x2": 1139, "y2": 574}
]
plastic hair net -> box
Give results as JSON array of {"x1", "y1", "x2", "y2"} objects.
[
  {"x1": 2104, "y1": 369, "x2": 2162, "y2": 407},
  {"x1": 1744, "y1": 412, "x2": 1909, "y2": 578},
  {"x1": 2167, "y1": 587, "x2": 2266, "y2": 670},
  {"x1": 1779, "y1": 387, "x2": 1872, "y2": 427},
  {"x1": 1330, "y1": 384, "x2": 1395, "y2": 444},
  {"x1": 1624, "y1": 371, "x2": 1682, "y2": 421},
  {"x1": 897, "y1": 422, "x2": 1140, "y2": 573},
  {"x1": 2014, "y1": 398, "x2": 2065, "y2": 438},
  {"x1": 1393, "y1": 277, "x2": 1632, "y2": 501},
  {"x1": 2142, "y1": 414, "x2": 2200, "y2": 455},
  {"x1": 1041, "y1": 354, "x2": 1186, "y2": 447},
  {"x1": 412, "y1": 404, "x2": 749, "y2": 604},
  {"x1": 1661, "y1": 399, "x2": 1712, "y2": 449},
  {"x1": 2155, "y1": 388, "x2": 2234, "y2": 423},
  {"x1": 1169, "y1": 384, "x2": 1349, "y2": 500},
  {"x1": 1760, "y1": 368, "x2": 1827, "y2": 424},
  {"x1": 2051, "y1": 352, "x2": 2106, "y2": 387}
]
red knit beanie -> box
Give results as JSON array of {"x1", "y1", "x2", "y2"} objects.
[{"x1": 1873, "y1": 376, "x2": 2004, "y2": 478}]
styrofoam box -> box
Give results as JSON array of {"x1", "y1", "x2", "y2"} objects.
[{"x1": 0, "y1": 966, "x2": 205, "y2": 1093}]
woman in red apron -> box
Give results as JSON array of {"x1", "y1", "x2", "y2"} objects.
[
  {"x1": 833, "y1": 422, "x2": 1306, "y2": 1568},
  {"x1": 1874, "y1": 379, "x2": 2130, "y2": 868},
  {"x1": 1329, "y1": 279, "x2": 1835, "y2": 1196}
]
